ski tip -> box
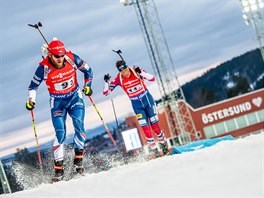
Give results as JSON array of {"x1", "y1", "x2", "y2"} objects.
[{"x1": 50, "y1": 176, "x2": 64, "y2": 184}]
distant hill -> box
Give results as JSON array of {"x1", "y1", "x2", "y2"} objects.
[{"x1": 180, "y1": 48, "x2": 264, "y2": 108}]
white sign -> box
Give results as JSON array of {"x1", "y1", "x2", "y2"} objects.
[{"x1": 121, "y1": 128, "x2": 142, "y2": 151}]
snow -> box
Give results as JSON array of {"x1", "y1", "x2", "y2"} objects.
[
  {"x1": 2, "y1": 133, "x2": 263, "y2": 198},
  {"x1": 226, "y1": 81, "x2": 235, "y2": 89}
]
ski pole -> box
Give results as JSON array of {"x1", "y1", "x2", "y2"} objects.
[
  {"x1": 87, "y1": 96, "x2": 117, "y2": 147},
  {"x1": 105, "y1": 80, "x2": 119, "y2": 130},
  {"x1": 110, "y1": 97, "x2": 119, "y2": 130},
  {"x1": 28, "y1": 22, "x2": 49, "y2": 45},
  {"x1": 110, "y1": 49, "x2": 125, "y2": 128},
  {"x1": 88, "y1": 96, "x2": 128, "y2": 163},
  {"x1": 29, "y1": 110, "x2": 44, "y2": 170},
  {"x1": 112, "y1": 49, "x2": 125, "y2": 61}
]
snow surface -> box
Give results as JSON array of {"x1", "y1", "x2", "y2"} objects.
[{"x1": 2, "y1": 133, "x2": 263, "y2": 198}]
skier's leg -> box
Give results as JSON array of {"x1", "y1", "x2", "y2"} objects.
[
  {"x1": 69, "y1": 106, "x2": 86, "y2": 150},
  {"x1": 144, "y1": 93, "x2": 166, "y2": 142},
  {"x1": 151, "y1": 123, "x2": 166, "y2": 143},
  {"x1": 68, "y1": 93, "x2": 86, "y2": 172},
  {"x1": 50, "y1": 98, "x2": 67, "y2": 178},
  {"x1": 144, "y1": 94, "x2": 169, "y2": 155},
  {"x1": 151, "y1": 122, "x2": 169, "y2": 155},
  {"x1": 131, "y1": 100, "x2": 158, "y2": 152},
  {"x1": 141, "y1": 125, "x2": 156, "y2": 149}
]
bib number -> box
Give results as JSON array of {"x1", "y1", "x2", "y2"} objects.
[
  {"x1": 54, "y1": 77, "x2": 74, "y2": 91},
  {"x1": 127, "y1": 84, "x2": 142, "y2": 94}
]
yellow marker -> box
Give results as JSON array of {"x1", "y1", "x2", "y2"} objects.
[{"x1": 136, "y1": 114, "x2": 143, "y2": 119}]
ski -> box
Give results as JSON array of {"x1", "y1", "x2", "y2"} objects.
[
  {"x1": 50, "y1": 167, "x2": 85, "y2": 183},
  {"x1": 51, "y1": 176, "x2": 63, "y2": 183}
]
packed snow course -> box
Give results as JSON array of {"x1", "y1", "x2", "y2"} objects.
[{"x1": 2, "y1": 133, "x2": 263, "y2": 198}]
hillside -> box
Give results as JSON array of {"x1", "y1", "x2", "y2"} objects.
[{"x1": 182, "y1": 49, "x2": 264, "y2": 108}]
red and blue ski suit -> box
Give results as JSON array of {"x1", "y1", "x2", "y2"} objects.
[
  {"x1": 28, "y1": 51, "x2": 93, "y2": 161},
  {"x1": 103, "y1": 67, "x2": 165, "y2": 149}
]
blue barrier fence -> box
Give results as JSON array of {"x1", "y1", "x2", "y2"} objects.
[{"x1": 171, "y1": 135, "x2": 236, "y2": 155}]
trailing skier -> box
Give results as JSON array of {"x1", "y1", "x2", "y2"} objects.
[
  {"x1": 103, "y1": 59, "x2": 169, "y2": 158},
  {"x1": 26, "y1": 38, "x2": 93, "y2": 182}
]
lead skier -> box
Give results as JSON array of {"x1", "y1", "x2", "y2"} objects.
[
  {"x1": 26, "y1": 38, "x2": 93, "y2": 181},
  {"x1": 103, "y1": 60, "x2": 169, "y2": 157}
]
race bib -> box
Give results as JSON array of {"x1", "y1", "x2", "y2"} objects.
[
  {"x1": 127, "y1": 84, "x2": 142, "y2": 94},
  {"x1": 54, "y1": 77, "x2": 74, "y2": 91}
]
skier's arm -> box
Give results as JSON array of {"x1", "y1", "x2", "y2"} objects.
[
  {"x1": 28, "y1": 65, "x2": 44, "y2": 103},
  {"x1": 103, "y1": 76, "x2": 119, "y2": 96},
  {"x1": 135, "y1": 67, "x2": 155, "y2": 82},
  {"x1": 73, "y1": 53, "x2": 93, "y2": 87}
]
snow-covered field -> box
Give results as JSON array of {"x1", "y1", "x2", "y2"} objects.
[{"x1": 2, "y1": 133, "x2": 263, "y2": 198}]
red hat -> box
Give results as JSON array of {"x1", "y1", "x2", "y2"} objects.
[{"x1": 48, "y1": 40, "x2": 66, "y2": 56}]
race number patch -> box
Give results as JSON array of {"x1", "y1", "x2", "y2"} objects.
[
  {"x1": 54, "y1": 77, "x2": 74, "y2": 91},
  {"x1": 127, "y1": 84, "x2": 142, "y2": 94}
]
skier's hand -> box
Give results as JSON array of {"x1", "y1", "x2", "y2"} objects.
[
  {"x1": 104, "y1": 73, "x2": 111, "y2": 83},
  {"x1": 83, "y1": 86, "x2": 93, "y2": 96},
  {"x1": 41, "y1": 43, "x2": 48, "y2": 55},
  {"x1": 134, "y1": 67, "x2": 141, "y2": 74},
  {"x1": 26, "y1": 100, "x2": 35, "y2": 111}
]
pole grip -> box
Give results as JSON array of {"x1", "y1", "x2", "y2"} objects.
[{"x1": 112, "y1": 49, "x2": 125, "y2": 61}]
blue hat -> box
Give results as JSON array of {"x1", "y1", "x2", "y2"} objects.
[{"x1": 116, "y1": 60, "x2": 127, "y2": 72}]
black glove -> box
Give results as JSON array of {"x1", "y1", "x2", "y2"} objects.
[
  {"x1": 134, "y1": 67, "x2": 141, "y2": 74},
  {"x1": 104, "y1": 73, "x2": 111, "y2": 82},
  {"x1": 83, "y1": 86, "x2": 93, "y2": 96},
  {"x1": 26, "y1": 100, "x2": 35, "y2": 111}
]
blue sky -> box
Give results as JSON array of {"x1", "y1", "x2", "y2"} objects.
[{"x1": 0, "y1": 0, "x2": 260, "y2": 156}]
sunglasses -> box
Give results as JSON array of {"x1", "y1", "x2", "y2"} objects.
[
  {"x1": 53, "y1": 54, "x2": 65, "y2": 59},
  {"x1": 117, "y1": 64, "x2": 128, "y2": 72}
]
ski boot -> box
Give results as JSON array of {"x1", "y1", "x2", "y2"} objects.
[
  {"x1": 148, "y1": 147, "x2": 161, "y2": 159},
  {"x1": 74, "y1": 149, "x2": 84, "y2": 174},
  {"x1": 159, "y1": 142, "x2": 170, "y2": 156},
  {"x1": 51, "y1": 160, "x2": 64, "y2": 183}
]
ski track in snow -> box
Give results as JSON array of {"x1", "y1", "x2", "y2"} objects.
[{"x1": 1, "y1": 133, "x2": 263, "y2": 198}]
